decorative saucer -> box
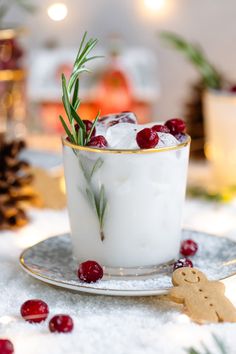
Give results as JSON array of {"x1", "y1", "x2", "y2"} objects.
[{"x1": 20, "y1": 230, "x2": 236, "y2": 296}]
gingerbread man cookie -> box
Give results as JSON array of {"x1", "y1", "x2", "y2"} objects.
[{"x1": 169, "y1": 267, "x2": 236, "y2": 323}]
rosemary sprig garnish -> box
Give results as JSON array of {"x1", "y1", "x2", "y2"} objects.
[
  {"x1": 160, "y1": 31, "x2": 223, "y2": 89},
  {"x1": 79, "y1": 157, "x2": 107, "y2": 241},
  {"x1": 59, "y1": 31, "x2": 102, "y2": 146},
  {"x1": 62, "y1": 32, "x2": 107, "y2": 241}
]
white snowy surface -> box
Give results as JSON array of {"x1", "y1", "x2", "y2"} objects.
[{"x1": 0, "y1": 201, "x2": 236, "y2": 354}]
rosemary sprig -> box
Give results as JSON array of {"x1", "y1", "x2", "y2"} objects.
[
  {"x1": 186, "y1": 334, "x2": 227, "y2": 354},
  {"x1": 62, "y1": 32, "x2": 107, "y2": 241},
  {"x1": 79, "y1": 156, "x2": 107, "y2": 241},
  {"x1": 160, "y1": 31, "x2": 223, "y2": 89},
  {"x1": 60, "y1": 32, "x2": 102, "y2": 146}
]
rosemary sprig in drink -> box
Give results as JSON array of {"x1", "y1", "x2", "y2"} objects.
[
  {"x1": 60, "y1": 32, "x2": 107, "y2": 241},
  {"x1": 59, "y1": 31, "x2": 102, "y2": 146}
]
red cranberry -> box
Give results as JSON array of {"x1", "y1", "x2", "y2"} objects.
[
  {"x1": 75, "y1": 120, "x2": 96, "y2": 138},
  {"x1": 49, "y1": 315, "x2": 74, "y2": 333},
  {"x1": 0, "y1": 339, "x2": 14, "y2": 354},
  {"x1": 229, "y1": 85, "x2": 236, "y2": 93},
  {"x1": 78, "y1": 260, "x2": 103, "y2": 283},
  {"x1": 180, "y1": 239, "x2": 198, "y2": 257},
  {"x1": 173, "y1": 258, "x2": 193, "y2": 271},
  {"x1": 165, "y1": 119, "x2": 186, "y2": 134},
  {"x1": 20, "y1": 299, "x2": 49, "y2": 323},
  {"x1": 152, "y1": 124, "x2": 170, "y2": 133},
  {"x1": 136, "y1": 128, "x2": 159, "y2": 149},
  {"x1": 87, "y1": 135, "x2": 108, "y2": 148}
]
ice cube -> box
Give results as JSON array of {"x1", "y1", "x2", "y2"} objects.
[
  {"x1": 174, "y1": 133, "x2": 188, "y2": 143},
  {"x1": 98, "y1": 112, "x2": 137, "y2": 128},
  {"x1": 105, "y1": 123, "x2": 139, "y2": 149},
  {"x1": 157, "y1": 133, "x2": 179, "y2": 148}
]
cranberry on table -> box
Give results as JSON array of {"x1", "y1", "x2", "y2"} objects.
[
  {"x1": 180, "y1": 239, "x2": 198, "y2": 257},
  {"x1": 136, "y1": 128, "x2": 159, "y2": 149},
  {"x1": 78, "y1": 260, "x2": 103, "y2": 283},
  {"x1": 87, "y1": 135, "x2": 108, "y2": 148},
  {"x1": 20, "y1": 299, "x2": 49, "y2": 323},
  {"x1": 165, "y1": 118, "x2": 186, "y2": 134},
  {"x1": 49, "y1": 315, "x2": 74, "y2": 333},
  {"x1": 0, "y1": 339, "x2": 14, "y2": 354},
  {"x1": 152, "y1": 124, "x2": 170, "y2": 133},
  {"x1": 173, "y1": 258, "x2": 193, "y2": 271}
]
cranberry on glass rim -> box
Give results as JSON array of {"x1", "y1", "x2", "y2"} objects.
[
  {"x1": 78, "y1": 260, "x2": 103, "y2": 283},
  {"x1": 87, "y1": 135, "x2": 108, "y2": 148},
  {"x1": 49, "y1": 315, "x2": 74, "y2": 333},
  {"x1": 20, "y1": 299, "x2": 49, "y2": 323},
  {"x1": 136, "y1": 128, "x2": 159, "y2": 149},
  {"x1": 173, "y1": 258, "x2": 193, "y2": 271},
  {"x1": 152, "y1": 124, "x2": 170, "y2": 133},
  {"x1": 180, "y1": 239, "x2": 198, "y2": 257},
  {"x1": 0, "y1": 339, "x2": 14, "y2": 354},
  {"x1": 75, "y1": 120, "x2": 96, "y2": 138},
  {"x1": 165, "y1": 119, "x2": 186, "y2": 134}
]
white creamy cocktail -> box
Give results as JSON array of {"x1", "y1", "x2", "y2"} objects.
[{"x1": 63, "y1": 113, "x2": 190, "y2": 275}]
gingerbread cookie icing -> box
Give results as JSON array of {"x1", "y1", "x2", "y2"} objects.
[{"x1": 169, "y1": 267, "x2": 236, "y2": 323}]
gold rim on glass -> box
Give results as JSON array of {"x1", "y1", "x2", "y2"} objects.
[{"x1": 62, "y1": 134, "x2": 191, "y2": 154}]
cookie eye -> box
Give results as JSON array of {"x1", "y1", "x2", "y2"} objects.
[
  {"x1": 209, "y1": 303, "x2": 213, "y2": 307},
  {"x1": 182, "y1": 272, "x2": 186, "y2": 276},
  {"x1": 199, "y1": 289, "x2": 203, "y2": 292},
  {"x1": 204, "y1": 296, "x2": 208, "y2": 299},
  {"x1": 192, "y1": 271, "x2": 196, "y2": 275}
]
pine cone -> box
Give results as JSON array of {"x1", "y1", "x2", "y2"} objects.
[
  {"x1": 0, "y1": 139, "x2": 34, "y2": 230},
  {"x1": 184, "y1": 81, "x2": 205, "y2": 159}
]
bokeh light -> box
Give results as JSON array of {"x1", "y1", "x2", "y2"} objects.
[
  {"x1": 144, "y1": 0, "x2": 165, "y2": 11},
  {"x1": 47, "y1": 3, "x2": 68, "y2": 21}
]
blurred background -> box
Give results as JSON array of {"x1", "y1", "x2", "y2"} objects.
[
  {"x1": 6, "y1": 0, "x2": 236, "y2": 114},
  {"x1": 1, "y1": 0, "x2": 236, "y2": 174},
  {"x1": 0, "y1": 1, "x2": 235, "y2": 150}
]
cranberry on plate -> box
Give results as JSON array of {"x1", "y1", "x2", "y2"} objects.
[
  {"x1": 20, "y1": 299, "x2": 49, "y2": 323},
  {"x1": 78, "y1": 260, "x2": 103, "y2": 283},
  {"x1": 173, "y1": 258, "x2": 193, "y2": 271},
  {"x1": 180, "y1": 239, "x2": 198, "y2": 257},
  {"x1": 49, "y1": 315, "x2": 74, "y2": 333}
]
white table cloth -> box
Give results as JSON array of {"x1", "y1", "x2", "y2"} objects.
[{"x1": 0, "y1": 200, "x2": 236, "y2": 354}]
